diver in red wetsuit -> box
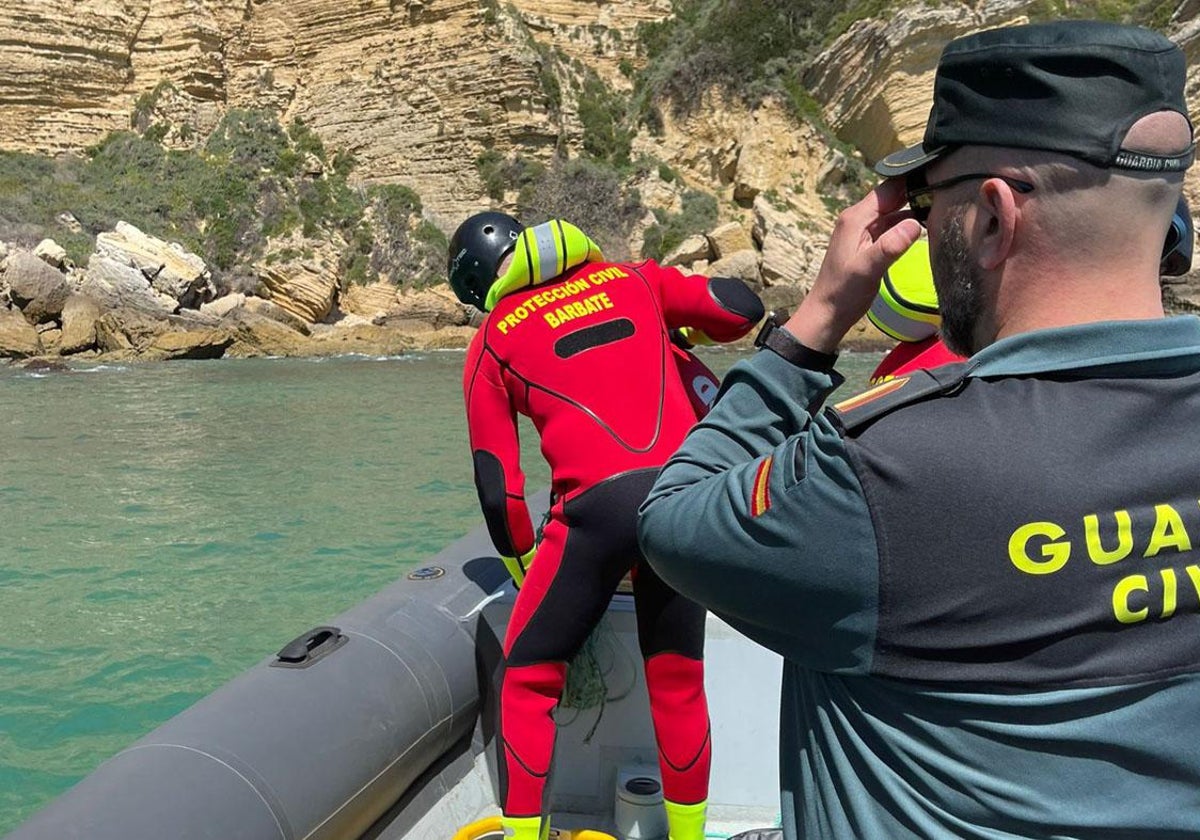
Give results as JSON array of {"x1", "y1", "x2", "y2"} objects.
[{"x1": 449, "y1": 212, "x2": 763, "y2": 840}]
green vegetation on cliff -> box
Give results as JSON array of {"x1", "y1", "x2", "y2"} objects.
[
  {"x1": 633, "y1": 0, "x2": 1179, "y2": 122},
  {"x1": 1028, "y1": 0, "x2": 1178, "y2": 28},
  {"x1": 633, "y1": 0, "x2": 891, "y2": 122},
  {"x1": 0, "y1": 110, "x2": 441, "y2": 292}
]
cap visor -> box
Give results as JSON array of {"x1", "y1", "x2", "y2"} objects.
[{"x1": 874, "y1": 143, "x2": 947, "y2": 177}]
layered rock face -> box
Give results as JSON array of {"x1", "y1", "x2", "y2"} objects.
[
  {"x1": 806, "y1": 0, "x2": 1040, "y2": 164},
  {"x1": 508, "y1": 0, "x2": 670, "y2": 90},
  {"x1": 0, "y1": 0, "x2": 666, "y2": 225}
]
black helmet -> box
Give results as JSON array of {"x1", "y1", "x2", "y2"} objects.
[
  {"x1": 447, "y1": 212, "x2": 524, "y2": 310},
  {"x1": 1161, "y1": 194, "x2": 1193, "y2": 277}
]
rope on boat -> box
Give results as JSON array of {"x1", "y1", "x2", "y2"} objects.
[
  {"x1": 558, "y1": 614, "x2": 638, "y2": 742},
  {"x1": 535, "y1": 506, "x2": 637, "y2": 741}
]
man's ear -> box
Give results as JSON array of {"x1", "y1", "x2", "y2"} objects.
[{"x1": 975, "y1": 178, "x2": 1019, "y2": 270}]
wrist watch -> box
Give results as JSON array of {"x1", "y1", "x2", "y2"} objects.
[{"x1": 753, "y1": 310, "x2": 839, "y2": 371}]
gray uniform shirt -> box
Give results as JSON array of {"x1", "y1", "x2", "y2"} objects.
[{"x1": 638, "y1": 316, "x2": 1200, "y2": 839}]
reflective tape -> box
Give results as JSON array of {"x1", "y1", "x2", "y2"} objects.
[
  {"x1": 487, "y1": 220, "x2": 604, "y2": 310},
  {"x1": 867, "y1": 239, "x2": 940, "y2": 343}
]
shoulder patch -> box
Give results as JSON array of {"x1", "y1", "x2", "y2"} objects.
[
  {"x1": 832, "y1": 362, "x2": 969, "y2": 432},
  {"x1": 750, "y1": 455, "x2": 773, "y2": 517},
  {"x1": 834, "y1": 376, "x2": 911, "y2": 413}
]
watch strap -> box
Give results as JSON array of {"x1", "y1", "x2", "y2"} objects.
[{"x1": 756, "y1": 312, "x2": 839, "y2": 371}]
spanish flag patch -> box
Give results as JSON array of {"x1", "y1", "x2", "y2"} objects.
[{"x1": 750, "y1": 456, "x2": 773, "y2": 517}]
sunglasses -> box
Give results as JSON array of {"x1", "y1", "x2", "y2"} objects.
[{"x1": 905, "y1": 172, "x2": 1035, "y2": 225}]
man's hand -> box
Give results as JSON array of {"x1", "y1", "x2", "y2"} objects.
[{"x1": 786, "y1": 179, "x2": 922, "y2": 353}]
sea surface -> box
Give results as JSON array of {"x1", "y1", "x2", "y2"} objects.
[{"x1": 0, "y1": 347, "x2": 882, "y2": 832}]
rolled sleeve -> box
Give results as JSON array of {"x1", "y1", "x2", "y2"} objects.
[{"x1": 638, "y1": 351, "x2": 879, "y2": 673}]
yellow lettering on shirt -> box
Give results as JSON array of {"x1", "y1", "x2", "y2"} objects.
[
  {"x1": 1113, "y1": 575, "x2": 1150, "y2": 624},
  {"x1": 494, "y1": 276, "x2": 622, "y2": 335},
  {"x1": 1145, "y1": 503, "x2": 1192, "y2": 557},
  {"x1": 1009, "y1": 522, "x2": 1070, "y2": 575},
  {"x1": 1084, "y1": 510, "x2": 1134, "y2": 565},
  {"x1": 1010, "y1": 500, "x2": 1200, "y2": 629},
  {"x1": 542, "y1": 292, "x2": 614, "y2": 330}
]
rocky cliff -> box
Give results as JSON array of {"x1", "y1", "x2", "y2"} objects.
[
  {"x1": 7, "y1": 2, "x2": 1200, "y2": 223},
  {"x1": 0, "y1": 0, "x2": 666, "y2": 226},
  {"x1": 3, "y1": 0, "x2": 1200, "y2": 363}
]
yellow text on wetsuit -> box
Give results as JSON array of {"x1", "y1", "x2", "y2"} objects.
[
  {"x1": 1007, "y1": 500, "x2": 1200, "y2": 625},
  {"x1": 493, "y1": 266, "x2": 628, "y2": 334}
]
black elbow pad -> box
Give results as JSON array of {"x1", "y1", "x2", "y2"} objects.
[
  {"x1": 473, "y1": 450, "x2": 517, "y2": 557},
  {"x1": 709, "y1": 276, "x2": 765, "y2": 323}
]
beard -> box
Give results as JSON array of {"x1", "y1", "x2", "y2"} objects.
[{"x1": 932, "y1": 206, "x2": 984, "y2": 357}]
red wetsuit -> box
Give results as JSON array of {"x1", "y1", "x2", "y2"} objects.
[
  {"x1": 463, "y1": 259, "x2": 761, "y2": 819},
  {"x1": 869, "y1": 335, "x2": 964, "y2": 383}
]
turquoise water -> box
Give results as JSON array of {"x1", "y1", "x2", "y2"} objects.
[{"x1": 0, "y1": 347, "x2": 882, "y2": 832}]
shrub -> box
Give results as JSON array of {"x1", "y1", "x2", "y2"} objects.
[
  {"x1": 577, "y1": 73, "x2": 632, "y2": 167},
  {"x1": 131, "y1": 80, "x2": 177, "y2": 132},
  {"x1": 641, "y1": 189, "x2": 718, "y2": 261},
  {"x1": 517, "y1": 157, "x2": 645, "y2": 260},
  {"x1": 347, "y1": 183, "x2": 447, "y2": 291},
  {"x1": 0, "y1": 109, "x2": 373, "y2": 279},
  {"x1": 476, "y1": 150, "x2": 546, "y2": 203}
]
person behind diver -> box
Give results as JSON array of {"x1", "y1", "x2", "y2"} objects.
[
  {"x1": 448, "y1": 212, "x2": 764, "y2": 840},
  {"x1": 867, "y1": 197, "x2": 1192, "y2": 384}
]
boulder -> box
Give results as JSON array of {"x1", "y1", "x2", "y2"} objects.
[
  {"x1": 816, "y1": 150, "x2": 850, "y2": 194},
  {"x1": 94, "y1": 222, "x2": 216, "y2": 309},
  {"x1": 60, "y1": 295, "x2": 101, "y2": 355},
  {"x1": 19, "y1": 357, "x2": 71, "y2": 372},
  {"x1": 243, "y1": 296, "x2": 312, "y2": 335},
  {"x1": 141, "y1": 329, "x2": 234, "y2": 361},
  {"x1": 759, "y1": 284, "x2": 804, "y2": 317},
  {"x1": 407, "y1": 325, "x2": 476, "y2": 350},
  {"x1": 93, "y1": 309, "x2": 220, "y2": 355},
  {"x1": 706, "y1": 222, "x2": 754, "y2": 260},
  {"x1": 752, "y1": 194, "x2": 825, "y2": 288},
  {"x1": 383, "y1": 288, "x2": 470, "y2": 332},
  {"x1": 6, "y1": 251, "x2": 73, "y2": 323},
  {"x1": 663, "y1": 235, "x2": 712, "y2": 267},
  {"x1": 257, "y1": 258, "x2": 339, "y2": 323},
  {"x1": 706, "y1": 249, "x2": 761, "y2": 286},
  {"x1": 222, "y1": 310, "x2": 315, "y2": 358},
  {"x1": 733, "y1": 114, "x2": 805, "y2": 203},
  {"x1": 752, "y1": 194, "x2": 797, "y2": 245},
  {"x1": 0, "y1": 307, "x2": 41, "y2": 358},
  {"x1": 94, "y1": 311, "x2": 137, "y2": 352},
  {"x1": 82, "y1": 254, "x2": 179, "y2": 315},
  {"x1": 760, "y1": 226, "x2": 817, "y2": 287},
  {"x1": 38, "y1": 327, "x2": 63, "y2": 351},
  {"x1": 340, "y1": 281, "x2": 400, "y2": 318},
  {"x1": 199, "y1": 292, "x2": 246, "y2": 319},
  {"x1": 56, "y1": 212, "x2": 83, "y2": 234},
  {"x1": 310, "y1": 322, "x2": 412, "y2": 356},
  {"x1": 34, "y1": 238, "x2": 71, "y2": 270}
]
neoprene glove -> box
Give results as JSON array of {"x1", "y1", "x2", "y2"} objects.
[{"x1": 500, "y1": 547, "x2": 537, "y2": 588}]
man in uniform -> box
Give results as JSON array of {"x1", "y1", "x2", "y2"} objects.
[
  {"x1": 450, "y1": 213, "x2": 763, "y2": 840},
  {"x1": 639, "y1": 21, "x2": 1200, "y2": 840}
]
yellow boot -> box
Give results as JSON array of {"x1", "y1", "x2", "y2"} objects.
[
  {"x1": 664, "y1": 799, "x2": 706, "y2": 840},
  {"x1": 501, "y1": 815, "x2": 550, "y2": 840}
]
